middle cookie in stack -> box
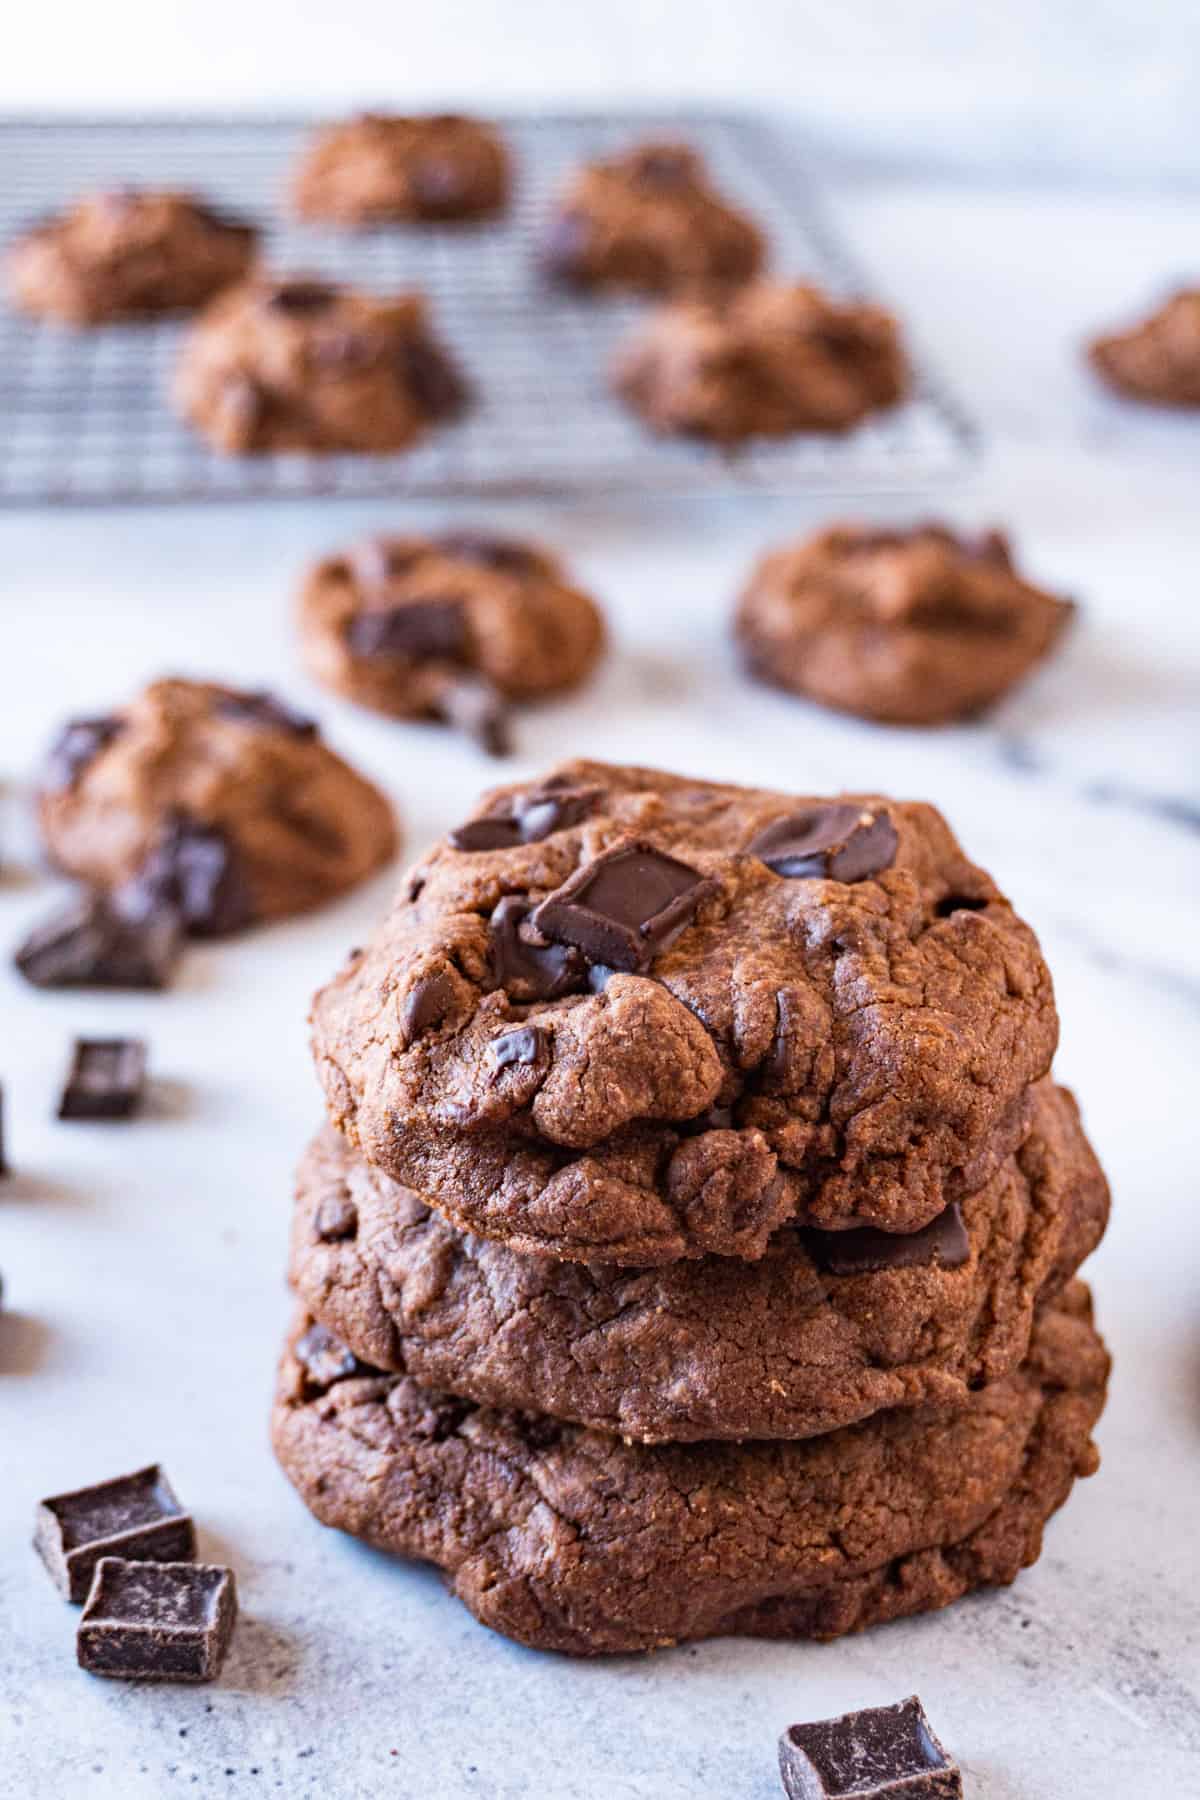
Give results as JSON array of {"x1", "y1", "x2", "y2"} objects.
[{"x1": 275, "y1": 761, "x2": 1111, "y2": 1654}]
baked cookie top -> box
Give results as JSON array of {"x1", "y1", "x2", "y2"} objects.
[
  {"x1": 298, "y1": 529, "x2": 606, "y2": 753},
  {"x1": 173, "y1": 275, "x2": 468, "y2": 455},
  {"x1": 542, "y1": 140, "x2": 765, "y2": 293},
  {"x1": 736, "y1": 522, "x2": 1076, "y2": 726},
  {"x1": 290, "y1": 1081, "x2": 1108, "y2": 1443},
  {"x1": 310, "y1": 760, "x2": 1058, "y2": 1259},
  {"x1": 615, "y1": 279, "x2": 908, "y2": 442},
  {"x1": 38, "y1": 677, "x2": 397, "y2": 934},
  {"x1": 1088, "y1": 287, "x2": 1200, "y2": 408},
  {"x1": 292, "y1": 113, "x2": 510, "y2": 224},
  {"x1": 5, "y1": 188, "x2": 257, "y2": 326},
  {"x1": 271, "y1": 1282, "x2": 1108, "y2": 1655}
]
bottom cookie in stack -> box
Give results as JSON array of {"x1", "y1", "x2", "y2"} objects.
[{"x1": 271, "y1": 1282, "x2": 1108, "y2": 1655}]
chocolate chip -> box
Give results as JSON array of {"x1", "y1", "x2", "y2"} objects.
[
  {"x1": 532, "y1": 840, "x2": 714, "y2": 974},
  {"x1": 15, "y1": 891, "x2": 183, "y2": 991},
  {"x1": 123, "y1": 815, "x2": 258, "y2": 938},
  {"x1": 934, "y1": 893, "x2": 989, "y2": 918},
  {"x1": 34, "y1": 1465, "x2": 195, "y2": 1602},
  {"x1": 58, "y1": 1038, "x2": 147, "y2": 1122},
  {"x1": 449, "y1": 783, "x2": 599, "y2": 852},
  {"x1": 214, "y1": 689, "x2": 318, "y2": 738},
  {"x1": 43, "y1": 715, "x2": 124, "y2": 791},
  {"x1": 399, "y1": 338, "x2": 469, "y2": 419},
  {"x1": 403, "y1": 968, "x2": 458, "y2": 1039},
  {"x1": 410, "y1": 158, "x2": 465, "y2": 212},
  {"x1": 412, "y1": 1394, "x2": 473, "y2": 1442},
  {"x1": 345, "y1": 597, "x2": 467, "y2": 662},
  {"x1": 313, "y1": 1191, "x2": 358, "y2": 1241},
  {"x1": 633, "y1": 147, "x2": 696, "y2": 189},
  {"x1": 295, "y1": 1322, "x2": 363, "y2": 1390},
  {"x1": 435, "y1": 531, "x2": 541, "y2": 575},
  {"x1": 490, "y1": 1024, "x2": 546, "y2": 1072},
  {"x1": 489, "y1": 895, "x2": 586, "y2": 1001},
  {"x1": 449, "y1": 816, "x2": 523, "y2": 853},
  {"x1": 265, "y1": 279, "x2": 335, "y2": 314},
  {"x1": 431, "y1": 672, "x2": 511, "y2": 757},
  {"x1": 747, "y1": 805, "x2": 898, "y2": 883},
  {"x1": 779, "y1": 1695, "x2": 962, "y2": 1798},
  {"x1": 77, "y1": 1558, "x2": 237, "y2": 1684},
  {"x1": 804, "y1": 1203, "x2": 969, "y2": 1278}
]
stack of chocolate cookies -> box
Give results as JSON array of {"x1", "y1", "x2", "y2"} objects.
[{"x1": 273, "y1": 761, "x2": 1110, "y2": 1656}]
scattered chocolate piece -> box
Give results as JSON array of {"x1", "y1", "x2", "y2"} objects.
[
  {"x1": 34, "y1": 1465, "x2": 195, "y2": 1602},
  {"x1": 57, "y1": 1038, "x2": 148, "y2": 1122},
  {"x1": 295, "y1": 1322, "x2": 363, "y2": 1390},
  {"x1": 489, "y1": 895, "x2": 586, "y2": 1002},
  {"x1": 345, "y1": 597, "x2": 468, "y2": 662},
  {"x1": 403, "y1": 968, "x2": 458, "y2": 1039},
  {"x1": 778, "y1": 1696, "x2": 962, "y2": 1798},
  {"x1": 804, "y1": 1204, "x2": 970, "y2": 1278},
  {"x1": 431, "y1": 672, "x2": 511, "y2": 757},
  {"x1": 15, "y1": 891, "x2": 183, "y2": 990},
  {"x1": 214, "y1": 690, "x2": 318, "y2": 738},
  {"x1": 77, "y1": 1558, "x2": 237, "y2": 1683},
  {"x1": 43, "y1": 716, "x2": 124, "y2": 792},
  {"x1": 449, "y1": 782, "x2": 599, "y2": 852},
  {"x1": 313, "y1": 1189, "x2": 358, "y2": 1242},
  {"x1": 490, "y1": 1024, "x2": 546, "y2": 1071},
  {"x1": 533, "y1": 840, "x2": 714, "y2": 973},
  {"x1": 748, "y1": 805, "x2": 898, "y2": 883},
  {"x1": 123, "y1": 814, "x2": 258, "y2": 938}
]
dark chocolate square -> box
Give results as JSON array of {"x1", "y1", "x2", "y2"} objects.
[
  {"x1": 77, "y1": 1558, "x2": 237, "y2": 1682},
  {"x1": 779, "y1": 1697, "x2": 962, "y2": 1799},
  {"x1": 34, "y1": 1464, "x2": 196, "y2": 1602},
  {"x1": 57, "y1": 1038, "x2": 148, "y2": 1121}
]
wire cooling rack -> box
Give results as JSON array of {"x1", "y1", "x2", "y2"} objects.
[{"x1": 0, "y1": 114, "x2": 975, "y2": 506}]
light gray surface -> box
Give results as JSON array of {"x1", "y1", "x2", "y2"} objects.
[{"x1": 2, "y1": 176, "x2": 1199, "y2": 1797}]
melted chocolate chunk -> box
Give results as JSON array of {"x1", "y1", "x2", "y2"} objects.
[
  {"x1": 124, "y1": 815, "x2": 258, "y2": 938},
  {"x1": 779, "y1": 1696, "x2": 962, "y2": 1798},
  {"x1": 748, "y1": 805, "x2": 898, "y2": 883},
  {"x1": 43, "y1": 715, "x2": 124, "y2": 791},
  {"x1": 346, "y1": 597, "x2": 467, "y2": 662},
  {"x1": 77, "y1": 1559, "x2": 237, "y2": 1684},
  {"x1": 399, "y1": 337, "x2": 469, "y2": 418},
  {"x1": 633, "y1": 147, "x2": 697, "y2": 189},
  {"x1": 15, "y1": 892, "x2": 183, "y2": 991},
  {"x1": 449, "y1": 783, "x2": 599, "y2": 852},
  {"x1": 490, "y1": 1024, "x2": 546, "y2": 1072},
  {"x1": 403, "y1": 967, "x2": 458, "y2": 1039},
  {"x1": 58, "y1": 1038, "x2": 148, "y2": 1122},
  {"x1": 214, "y1": 689, "x2": 318, "y2": 738},
  {"x1": 804, "y1": 1203, "x2": 969, "y2": 1278},
  {"x1": 489, "y1": 895, "x2": 587, "y2": 1001},
  {"x1": 432, "y1": 672, "x2": 511, "y2": 756},
  {"x1": 410, "y1": 158, "x2": 465, "y2": 211},
  {"x1": 265, "y1": 278, "x2": 336, "y2": 314},
  {"x1": 532, "y1": 840, "x2": 713, "y2": 973},
  {"x1": 295, "y1": 1322, "x2": 364, "y2": 1390},
  {"x1": 313, "y1": 1190, "x2": 358, "y2": 1242},
  {"x1": 34, "y1": 1465, "x2": 195, "y2": 1602}
]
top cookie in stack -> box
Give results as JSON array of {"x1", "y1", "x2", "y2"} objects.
[{"x1": 310, "y1": 760, "x2": 1058, "y2": 1265}]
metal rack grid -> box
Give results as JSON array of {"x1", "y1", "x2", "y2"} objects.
[{"x1": 0, "y1": 114, "x2": 976, "y2": 506}]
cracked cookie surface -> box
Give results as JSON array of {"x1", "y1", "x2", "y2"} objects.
[
  {"x1": 1088, "y1": 288, "x2": 1200, "y2": 408},
  {"x1": 6, "y1": 188, "x2": 257, "y2": 326},
  {"x1": 292, "y1": 113, "x2": 510, "y2": 224},
  {"x1": 310, "y1": 760, "x2": 1058, "y2": 1260},
  {"x1": 289, "y1": 1081, "x2": 1107, "y2": 1443},
  {"x1": 736, "y1": 523, "x2": 1076, "y2": 726},
  {"x1": 38, "y1": 677, "x2": 397, "y2": 933},
  {"x1": 272, "y1": 1282, "x2": 1107, "y2": 1655}
]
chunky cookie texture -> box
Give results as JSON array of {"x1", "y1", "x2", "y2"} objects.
[
  {"x1": 174, "y1": 276, "x2": 468, "y2": 454},
  {"x1": 5, "y1": 189, "x2": 256, "y2": 326},
  {"x1": 38, "y1": 678, "x2": 397, "y2": 933},
  {"x1": 1088, "y1": 288, "x2": 1200, "y2": 408},
  {"x1": 298, "y1": 531, "x2": 605, "y2": 753},
  {"x1": 292, "y1": 113, "x2": 510, "y2": 224},
  {"x1": 615, "y1": 281, "x2": 908, "y2": 443},
  {"x1": 310, "y1": 761, "x2": 1058, "y2": 1259},
  {"x1": 542, "y1": 140, "x2": 765, "y2": 294},
  {"x1": 736, "y1": 523, "x2": 1076, "y2": 726},
  {"x1": 272, "y1": 1282, "x2": 1107, "y2": 1655},
  {"x1": 289, "y1": 1081, "x2": 1107, "y2": 1443}
]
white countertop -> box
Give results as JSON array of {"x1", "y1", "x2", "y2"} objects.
[{"x1": 2, "y1": 171, "x2": 1198, "y2": 1798}]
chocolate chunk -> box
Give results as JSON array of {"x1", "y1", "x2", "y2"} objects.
[
  {"x1": 345, "y1": 597, "x2": 467, "y2": 662},
  {"x1": 215, "y1": 689, "x2": 318, "y2": 738},
  {"x1": 58, "y1": 1038, "x2": 148, "y2": 1122},
  {"x1": 77, "y1": 1558, "x2": 237, "y2": 1683},
  {"x1": 410, "y1": 158, "x2": 464, "y2": 211},
  {"x1": 748, "y1": 805, "x2": 898, "y2": 883},
  {"x1": 403, "y1": 967, "x2": 458, "y2": 1038},
  {"x1": 779, "y1": 1696, "x2": 962, "y2": 1798},
  {"x1": 43, "y1": 715, "x2": 124, "y2": 791},
  {"x1": 295, "y1": 1322, "x2": 363, "y2": 1390},
  {"x1": 489, "y1": 895, "x2": 586, "y2": 1002},
  {"x1": 436, "y1": 531, "x2": 541, "y2": 575},
  {"x1": 432, "y1": 672, "x2": 511, "y2": 757},
  {"x1": 449, "y1": 815, "x2": 523, "y2": 852},
  {"x1": 399, "y1": 338, "x2": 469, "y2": 419},
  {"x1": 532, "y1": 840, "x2": 714, "y2": 973},
  {"x1": 490, "y1": 1024, "x2": 546, "y2": 1071},
  {"x1": 634, "y1": 147, "x2": 696, "y2": 189},
  {"x1": 314, "y1": 1190, "x2": 358, "y2": 1242},
  {"x1": 805, "y1": 1204, "x2": 969, "y2": 1278},
  {"x1": 34, "y1": 1465, "x2": 195, "y2": 1602},
  {"x1": 124, "y1": 815, "x2": 257, "y2": 938},
  {"x1": 449, "y1": 783, "x2": 599, "y2": 852},
  {"x1": 15, "y1": 892, "x2": 183, "y2": 990},
  {"x1": 265, "y1": 278, "x2": 335, "y2": 314}
]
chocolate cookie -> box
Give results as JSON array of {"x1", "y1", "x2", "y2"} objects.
[
  {"x1": 38, "y1": 679, "x2": 397, "y2": 935},
  {"x1": 298, "y1": 531, "x2": 605, "y2": 754},
  {"x1": 292, "y1": 113, "x2": 510, "y2": 225},
  {"x1": 310, "y1": 761, "x2": 1058, "y2": 1259},
  {"x1": 1088, "y1": 287, "x2": 1200, "y2": 408},
  {"x1": 173, "y1": 276, "x2": 468, "y2": 455},
  {"x1": 272, "y1": 1282, "x2": 1108, "y2": 1655},
  {"x1": 736, "y1": 523, "x2": 1076, "y2": 726},
  {"x1": 5, "y1": 189, "x2": 256, "y2": 326},
  {"x1": 289, "y1": 1081, "x2": 1107, "y2": 1443},
  {"x1": 542, "y1": 141, "x2": 764, "y2": 294},
  {"x1": 615, "y1": 281, "x2": 908, "y2": 443}
]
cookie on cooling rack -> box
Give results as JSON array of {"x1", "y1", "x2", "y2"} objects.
[
  {"x1": 292, "y1": 113, "x2": 510, "y2": 225},
  {"x1": 1088, "y1": 287, "x2": 1200, "y2": 408}
]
